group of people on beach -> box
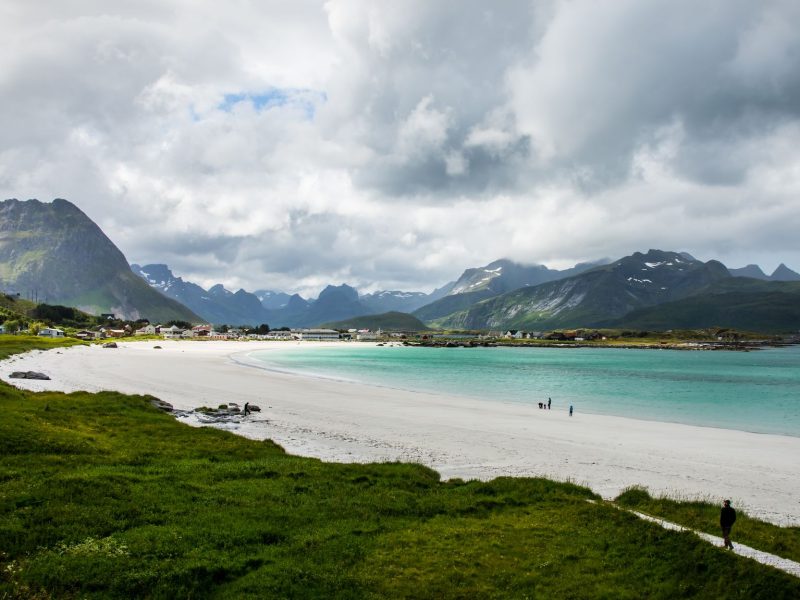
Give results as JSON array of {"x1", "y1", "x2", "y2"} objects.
[{"x1": 538, "y1": 397, "x2": 574, "y2": 416}]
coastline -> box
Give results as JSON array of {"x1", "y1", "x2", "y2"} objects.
[{"x1": 2, "y1": 339, "x2": 799, "y2": 525}]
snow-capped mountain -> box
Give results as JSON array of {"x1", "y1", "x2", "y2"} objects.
[
  {"x1": 433, "y1": 250, "x2": 731, "y2": 329},
  {"x1": 253, "y1": 290, "x2": 292, "y2": 310},
  {"x1": 132, "y1": 264, "x2": 270, "y2": 325}
]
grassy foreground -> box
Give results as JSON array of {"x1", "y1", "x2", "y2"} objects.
[{"x1": 1, "y1": 344, "x2": 799, "y2": 598}]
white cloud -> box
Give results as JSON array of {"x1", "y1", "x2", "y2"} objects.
[
  {"x1": 395, "y1": 95, "x2": 451, "y2": 162},
  {"x1": 1, "y1": 0, "x2": 799, "y2": 295}
]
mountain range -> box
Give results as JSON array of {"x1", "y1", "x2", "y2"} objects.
[
  {"x1": 412, "y1": 258, "x2": 608, "y2": 323},
  {"x1": 728, "y1": 264, "x2": 800, "y2": 282},
  {"x1": 130, "y1": 263, "x2": 273, "y2": 326},
  {"x1": 130, "y1": 264, "x2": 453, "y2": 327},
  {"x1": 433, "y1": 250, "x2": 728, "y2": 329},
  {"x1": 3, "y1": 198, "x2": 800, "y2": 332},
  {"x1": 131, "y1": 252, "x2": 800, "y2": 333},
  {"x1": 605, "y1": 277, "x2": 800, "y2": 332},
  {"x1": 428, "y1": 250, "x2": 800, "y2": 333}
]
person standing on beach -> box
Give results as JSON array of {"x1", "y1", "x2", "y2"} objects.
[
  {"x1": 720, "y1": 500, "x2": 736, "y2": 549},
  {"x1": 569, "y1": 405, "x2": 573, "y2": 417},
  {"x1": 244, "y1": 402, "x2": 250, "y2": 416},
  {"x1": 548, "y1": 397, "x2": 552, "y2": 410}
]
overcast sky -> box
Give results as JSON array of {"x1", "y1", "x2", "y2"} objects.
[{"x1": 2, "y1": 1, "x2": 799, "y2": 296}]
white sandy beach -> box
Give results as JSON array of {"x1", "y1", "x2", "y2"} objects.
[{"x1": 3, "y1": 340, "x2": 799, "y2": 525}]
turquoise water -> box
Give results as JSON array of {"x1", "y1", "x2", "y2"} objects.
[{"x1": 249, "y1": 344, "x2": 800, "y2": 437}]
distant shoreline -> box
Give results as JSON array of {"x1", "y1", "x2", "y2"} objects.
[
  {"x1": 2, "y1": 339, "x2": 799, "y2": 526},
  {"x1": 412, "y1": 338, "x2": 798, "y2": 351}
]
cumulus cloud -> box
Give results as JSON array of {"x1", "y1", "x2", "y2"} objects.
[{"x1": 1, "y1": 0, "x2": 799, "y2": 295}]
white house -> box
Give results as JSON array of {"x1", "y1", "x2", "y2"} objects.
[
  {"x1": 265, "y1": 331, "x2": 293, "y2": 340},
  {"x1": 135, "y1": 324, "x2": 158, "y2": 336},
  {"x1": 296, "y1": 328, "x2": 340, "y2": 341},
  {"x1": 356, "y1": 331, "x2": 379, "y2": 341},
  {"x1": 161, "y1": 325, "x2": 184, "y2": 339},
  {"x1": 38, "y1": 327, "x2": 65, "y2": 338}
]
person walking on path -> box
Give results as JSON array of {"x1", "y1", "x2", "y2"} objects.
[
  {"x1": 720, "y1": 499, "x2": 737, "y2": 549},
  {"x1": 569, "y1": 404, "x2": 573, "y2": 417}
]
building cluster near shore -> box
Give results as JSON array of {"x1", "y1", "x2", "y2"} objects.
[
  {"x1": 2, "y1": 323, "x2": 380, "y2": 342},
  {"x1": 130, "y1": 324, "x2": 387, "y2": 342}
]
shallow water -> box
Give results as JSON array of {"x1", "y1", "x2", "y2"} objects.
[{"x1": 250, "y1": 344, "x2": 800, "y2": 437}]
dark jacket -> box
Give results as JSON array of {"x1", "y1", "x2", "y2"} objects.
[{"x1": 720, "y1": 505, "x2": 736, "y2": 528}]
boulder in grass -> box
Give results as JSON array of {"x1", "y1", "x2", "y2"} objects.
[
  {"x1": 9, "y1": 371, "x2": 51, "y2": 380},
  {"x1": 103, "y1": 342, "x2": 118, "y2": 348}
]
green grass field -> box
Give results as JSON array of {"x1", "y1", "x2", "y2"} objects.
[{"x1": 1, "y1": 338, "x2": 799, "y2": 598}]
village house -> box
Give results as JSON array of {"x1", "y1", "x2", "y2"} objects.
[
  {"x1": 38, "y1": 327, "x2": 65, "y2": 338},
  {"x1": 191, "y1": 325, "x2": 212, "y2": 337},
  {"x1": 207, "y1": 331, "x2": 237, "y2": 340},
  {"x1": 503, "y1": 330, "x2": 523, "y2": 339},
  {"x1": 135, "y1": 324, "x2": 159, "y2": 336},
  {"x1": 265, "y1": 331, "x2": 293, "y2": 340},
  {"x1": 544, "y1": 331, "x2": 576, "y2": 341},
  {"x1": 161, "y1": 325, "x2": 184, "y2": 339},
  {"x1": 295, "y1": 328, "x2": 340, "y2": 341},
  {"x1": 74, "y1": 330, "x2": 98, "y2": 340}
]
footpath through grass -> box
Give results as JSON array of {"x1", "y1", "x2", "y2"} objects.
[
  {"x1": 1, "y1": 340, "x2": 799, "y2": 598},
  {"x1": 616, "y1": 487, "x2": 800, "y2": 564}
]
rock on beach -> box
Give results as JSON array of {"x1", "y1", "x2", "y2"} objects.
[{"x1": 9, "y1": 371, "x2": 50, "y2": 380}]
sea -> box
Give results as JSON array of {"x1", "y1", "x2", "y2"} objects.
[{"x1": 248, "y1": 344, "x2": 800, "y2": 437}]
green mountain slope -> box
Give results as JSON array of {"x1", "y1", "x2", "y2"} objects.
[
  {"x1": 324, "y1": 311, "x2": 430, "y2": 331},
  {"x1": 413, "y1": 289, "x2": 496, "y2": 322},
  {"x1": 413, "y1": 258, "x2": 606, "y2": 322},
  {"x1": 606, "y1": 278, "x2": 800, "y2": 332},
  {"x1": 0, "y1": 198, "x2": 200, "y2": 322},
  {"x1": 433, "y1": 250, "x2": 731, "y2": 330}
]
